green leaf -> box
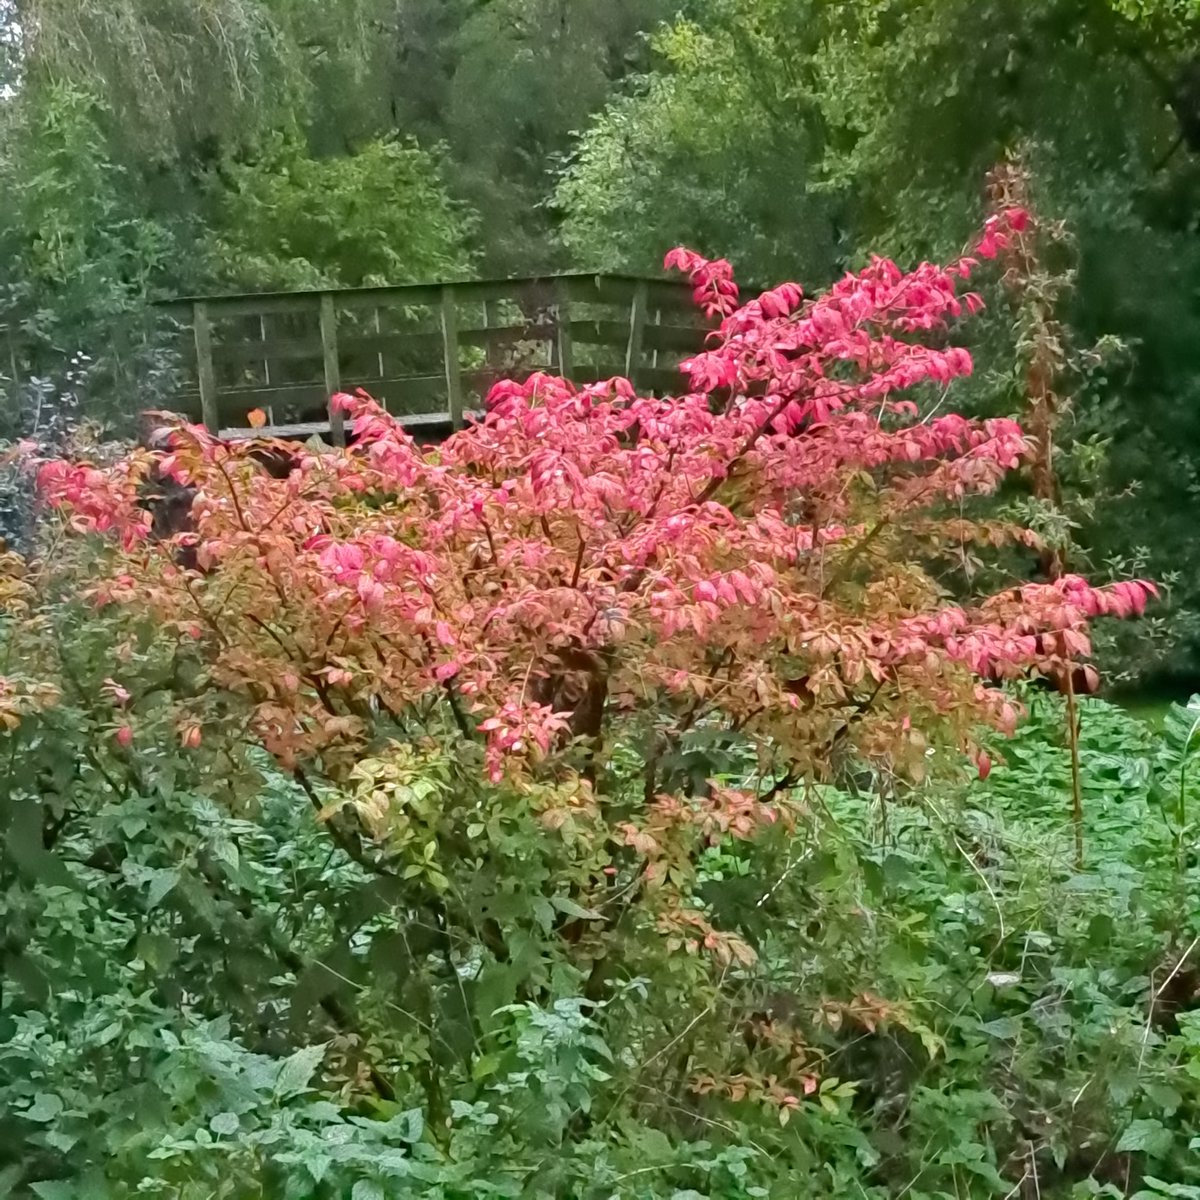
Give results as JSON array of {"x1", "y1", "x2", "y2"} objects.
[
  {"x1": 210, "y1": 1111, "x2": 240, "y2": 1136},
  {"x1": 274, "y1": 1042, "x2": 327, "y2": 1098},
  {"x1": 22, "y1": 1093, "x2": 64, "y2": 1123},
  {"x1": 1139, "y1": 1179, "x2": 1200, "y2": 1199},
  {"x1": 93, "y1": 1022, "x2": 122, "y2": 1047},
  {"x1": 1144, "y1": 1082, "x2": 1183, "y2": 1115},
  {"x1": 303, "y1": 1154, "x2": 332, "y2": 1183},
  {"x1": 213, "y1": 838, "x2": 240, "y2": 871},
  {"x1": 980, "y1": 1017, "x2": 1021, "y2": 1040},
  {"x1": 532, "y1": 896, "x2": 555, "y2": 932},
  {"x1": 146, "y1": 867, "x2": 180, "y2": 909},
  {"x1": 392, "y1": 1107, "x2": 424, "y2": 1143},
  {"x1": 352, "y1": 1181, "x2": 386, "y2": 1200},
  {"x1": 135, "y1": 932, "x2": 178, "y2": 971},
  {"x1": 7, "y1": 798, "x2": 72, "y2": 886},
  {"x1": 373, "y1": 1151, "x2": 414, "y2": 1177},
  {"x1": 551, "y1": 896, "x2": 602, "y2": 920},
  {"x1": 30, "y1": 1185, "x2": 78, "y2": 1200},
  {"x1": 472, "y1": 1051, "x2": 503, "y2": 1081},
  {"x1": 1117, "y1": 1118, "x2": 1172, "y2": 1156}
]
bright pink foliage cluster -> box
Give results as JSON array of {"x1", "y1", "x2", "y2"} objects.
[
  {"x1": 35, "y1": 211, "x2": 1152, "y2": 786},
  {"x1": 36, "y1": 458, "x2": 150, "y2": 550}
]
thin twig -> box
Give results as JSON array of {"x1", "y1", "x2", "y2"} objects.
[
  {"x1": 1065, "y1": 671, "x2": 1084, "y2": 870},
  {"x1": 953, "y1": 835, "x2": 1006, "y2": 944},
  {"x1": 1139, "y1": 933, "x2": 1200, "y2": 1070}
]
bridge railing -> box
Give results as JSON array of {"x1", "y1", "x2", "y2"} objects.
[{"x1": 155, "y1": 273, "x2": 709, "y2": 443}]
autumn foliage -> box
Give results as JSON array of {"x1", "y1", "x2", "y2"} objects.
[
  {"x1": 27, "y1": 213, "x2": 1154, "y2": 982},
  {"x1": 37, "y1": 215, "x2": 1148, "y2": 767}
]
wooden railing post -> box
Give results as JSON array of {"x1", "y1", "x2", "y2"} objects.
[
  {"x1": 555, "y1": 279, "x2": 574, "y2": 381},
  {"x1": 624, "y1": 281, "x2": 648, "y2": 383},
  {"x1": 320, "y1": 293, "x2": 344, "y2": 446},
  {"x1": 441, "y1": 283, "x2": 464, "y2": 428},
  {"x1": 193, "y1": 301, "x2": 219, "y2": 435}
]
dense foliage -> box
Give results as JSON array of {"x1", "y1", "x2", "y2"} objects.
[
  {"x1": 2, "y1": 234, "x2": 1180, "y2": 1197},
  {"x1": 3, "y1": 2, "x2": 1200, "y2": 1194}
]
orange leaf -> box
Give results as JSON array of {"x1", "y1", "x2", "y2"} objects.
[{"x1": 247, "y1": 408, "x2": 267, "y2": 429}]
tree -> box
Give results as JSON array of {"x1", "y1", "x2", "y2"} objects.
[
  {"x1": 811, "y1": 0, "x2": 1200, "y2": 681},
  {"x1": 205, "y1": 135, "x2": 475, "y2": 289},
  {"x1": 8, "y1": 0, "x2": 389, "y2": 159},
  {"x1": 556, "y1": 2, "x2": 844, "y2": 284},
  {"x1": 381, "y1": 0, "x2": 671, "y2": 272},
  {"x1": 0, "y1": 83, "x2": 180, "y2": 447},
  {"x1": 0, "y1": 1, "x2": 478, "y2": 454}
]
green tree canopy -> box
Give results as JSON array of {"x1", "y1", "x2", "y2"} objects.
[
  {"x1": 206, "y1": 136, "x2": 474, "y2": 290},
  {"x1": 556, "y1": 4, "x2": 843, "y2": 284}
]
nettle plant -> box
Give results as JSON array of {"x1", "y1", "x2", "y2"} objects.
[{"x1": 28, "y1": 210, "x2": 1153, "y2": 1122}]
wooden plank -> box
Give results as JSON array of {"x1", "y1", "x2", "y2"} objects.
[
  {"x1": 214, "y1": 331, "x2": 428, "y2": 366},
  {"x1": 566, "y1": 319, "x2": 627, "y2": 348},
  {"x1": 194, "y1": 373, "x2": 449, "y2": 412},
  {"x1": 447, "y1": 278, "x2": 558, "y2": 305},
  {"x1": 641, "y1": 322, "x2": 708, "y2": 353},
  {"x1": 372, "y1": 307, "x2": 385, "y2": 379},
  {"x1": 159, "y1": 283, "x2": 439, "y2": 314},
  {"x1": 259, "y1": 314, "x2": 272, "y2": 390},
  {"x1": 212, "y1": 337, "x2": 325, "y2": 365},
  {"x1": 217, "y1": 411, "x2": 471, "y2": 441},
  {"x1": 565, "y1": 318, "x2": 704, "y2": 352},
  {"x1": 219, "y1": 419, "x2": 335, "y2": 441},
  {"x1": 640, "y1": 366, "x2": 685, "y2": 394},
  {"x1": 566, "y1": 275, "x2": 637, "y2": 308},
  {"x1": 441, "y1": 284, "x2": 464, "y2": 429},
  {"x1": 625, "y1": 282, "x2": 648, "y2": 379},
  {"x1": 198, "y1": 284, "x2": 436, "y2": 318},
  {"x1": 315, "y1": 283, "x2": 444, "y2": 311},
  {"x1": 199, "y1": 292, "x2": 325, "y2": 319},
  {"x1": 180, "y1": 355, "x2": 685, "y2": 416},
  {"x1": 462, "y1": 323, "x2": 558, "y2": 350},
  {"x1": 329, "y1": 276, "x2": 569, "y2": 310},
  {"x1": 320, "y1": 293, "x2": 344, "y2": 446},
  {"x1": 211, "y1": 323, "x2": 564, "y2": 370},
  {"x1": 193, "y1": 301, "x2": 219, "y2": 434},
  {"x1": 369, "y1": 375, "x2": 447, "y2": 404},
  {"x1": 158, "y1": 273, "x2": 696, "y2": 315},
  {"x1": 568, "y1": 275, "x2": 697, "y2": 312},
  {"x1": 587, "y1": 364, "x2": 683, "y2": 395}
]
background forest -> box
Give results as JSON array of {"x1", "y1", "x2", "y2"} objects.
[{"x1": 7, "y1": 2, "x2": 1200, "y2": 1198}]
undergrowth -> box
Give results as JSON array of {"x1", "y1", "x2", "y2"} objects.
[
  {"x1": 799, "y1": 693, "x2": 1200, "y2": 1197},
  {"x1": 6, "y1": 693, "x2": 1200, "y2": 1198}
]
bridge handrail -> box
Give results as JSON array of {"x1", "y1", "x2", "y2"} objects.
[{"x1": 154, "y1": 272, "x2": 707, "y2": 442}]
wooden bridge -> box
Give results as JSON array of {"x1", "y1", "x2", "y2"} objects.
[{"x1": 157, "y1": 272, "x2": 709, "y2": 443}]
